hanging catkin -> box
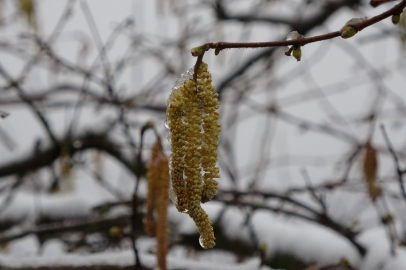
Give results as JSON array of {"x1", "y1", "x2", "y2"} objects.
[
  {"x1": 363, "y1": 142, "x2": 380, "y2": 200},
  {"x1": 144, "y1": 139, "x2": 169, "y2": 270},
  {"x1": 166, "y1": 62, "x2": 221, "y2": 248}
]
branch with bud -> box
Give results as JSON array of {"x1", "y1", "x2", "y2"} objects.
[{"x1": 190, "y1": 0, "x2": 405, "y2": 64}]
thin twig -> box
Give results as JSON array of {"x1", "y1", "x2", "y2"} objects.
[
  {"x1": 301, "y1": 168, "x2": 327, "y2": 213},
  {"x1": 196, "y1": 0, "x2": 406, "y2": 53},
  {"x1": 380, "y1": 124, "x2": 406, "y2": 203},
  {"x1": 193, "y1": 53, "x2": 204, "y2": 82}
]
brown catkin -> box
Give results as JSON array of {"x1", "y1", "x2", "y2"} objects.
[
  {"x1": 144, "y1": 139, "x2": 170, "y2": 270},
  {"x1": 144, "y1": 141, "x2": 161, "y2": 237},
  {"x1": 363, "y1": 142, "x2": 380, "y2": 200},
  {"x1": 156, "y1": 156, "x2": 169, "y2": 270}
]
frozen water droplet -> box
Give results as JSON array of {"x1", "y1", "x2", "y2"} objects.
[
  {"x1": 166, "y1": 132, "x2": 172, "y2": 143},
  {"x1": 286, "y1": 31, "x2": 303, "y2": 49},
  {"x1": 169, "y1": 188, "x2": 177, "y2": 205},
  {"x1": 164, "y1": 118, "x2": 170, "y2": 129},
  {"x1": 286, "y1": 31, "x2": 300, "y2": 41},
  {"x1": 199, "y1": 236, "x2": 204, "y2": 248},
  {"x1": 168, "y1": 67, "x2": 195, "y2": 108},
  {"x1": 187, "y1": 67, "x2": 194, "y2": 76},
  {"x1": 344, "y1": 17, "x2": 367, "y2": 26}
]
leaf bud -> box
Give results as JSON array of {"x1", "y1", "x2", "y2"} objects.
[
  {"x1": 340, "y1": 25, "x2": 358, "y2": 39},
  {"x1": 392, "y1": 14, "x2": 400, "y2": 25},
  {"x1": 293, "y1": 47, "x2": 302, "y2": 62},
  {"x1": 191, "y1": 46, "x2": 204, "y2": 57},
  {"x1": 215, "y1": 48, "x2": 221, "y2": 56}
]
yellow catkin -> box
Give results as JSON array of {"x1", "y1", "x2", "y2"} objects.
[
  {"x1": 166, "y1": 62, "x2": 220, "y2": 249},
  {"x1": 196, "y1": 63, "x2": 221, "y2": 203},
  {"x1": 167, "y1": 87, "x2": 188, "y2": 213},
  {"x1": 144, "y1": 140, "x2": 169, "y2": 270},
  {"x1": 363, "y1": 142, "x2": 380, "y2": 200},
  {"x1": 182, "y1": 78, "x2": 216, "y2": 249}
]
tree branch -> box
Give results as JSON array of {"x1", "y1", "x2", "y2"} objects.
[
  {"x1": 214, "y1": 190, "x2": 366, "y2": 256},
  {"x1": 199, "y1": 0, "x2": 406, "y2": 52},
  {"x1": 211, "y1": 0, "x2": 404, "y2": 94},
  {"x1": 0, "y1": 133, "x2": 137, "y2": 179}
]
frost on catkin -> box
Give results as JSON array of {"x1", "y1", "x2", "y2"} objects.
[{"x1": 166, "y1": 62, "x2": 221, "y2": 249}]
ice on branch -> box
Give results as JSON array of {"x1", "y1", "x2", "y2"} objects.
[
  {"x1": 345, "y1": 17, "x2": 368, "y2": 26},
  {"x1": 286, "y1": 31, "x2": 303, "y2": 48},
  {"x1": 341, "y1": 17, "x2": 367, "y2": 39},
  {"x1": 286, "y1": 31, "x2": 303, "y2": 61},
  {"x1": 286, "y1": 31, "x2": 301, "y2": 40}
]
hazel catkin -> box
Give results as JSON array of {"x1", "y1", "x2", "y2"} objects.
[
  {"x1": 144, "y1": 139, "x2": 170, "y2": 270},
  {"x1": 166, "y1": 62, "x2": 221, "y2": 248},
  {"x1": 363, "y1": 142, "x2": 380, "y2": 200}
]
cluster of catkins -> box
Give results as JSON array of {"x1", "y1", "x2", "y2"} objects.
[
  {"x1": 166, "y1": 62, "x2": 221, "y2": 249},
  {"x1": 144, "y1": 140, "x2": 170, "y2": 270}
]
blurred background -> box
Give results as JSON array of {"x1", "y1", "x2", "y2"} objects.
[{"x1": 1, "y1": 0, "x2": 406, "y2": 269}]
